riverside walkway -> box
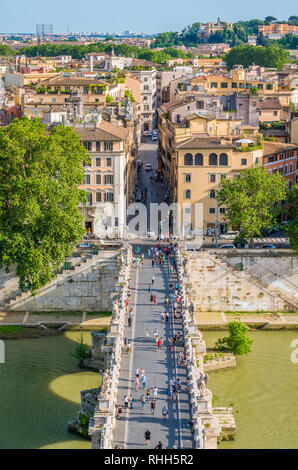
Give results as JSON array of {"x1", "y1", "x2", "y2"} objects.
[{"x1": 113, "y1": 243, "x2": 194, "y2": 449}]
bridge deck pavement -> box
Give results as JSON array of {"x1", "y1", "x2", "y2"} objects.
[{"x1": 113, "y1": 247, "x2": 194, "y2": 449}]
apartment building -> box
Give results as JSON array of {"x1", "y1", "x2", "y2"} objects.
[
  {"x1": 156, "y1": 70, "x2": 186, "y2": 106},
  {"x1": 258, "y1": 98, "x2": 283, "y2": 123},
  {"x1": 74, "y1": 119, "x2": 131, "y2": 239},
  {"x1": 131, "y1": 67, "x2": 157, "y2": 132},
  {"x1": 258, "y1": 23, "x2": 298, "y2": 37},
  {"x1": 157, "y1": 107, "x2": 261, "y2": 234},
  {"x1": 22, "y1": 76, "x2": 121, "y2": 118},
  {"x1": 263, "y1": 142, "x2": 298, "y2": 188}
]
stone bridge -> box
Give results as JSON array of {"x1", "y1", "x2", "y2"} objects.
[{"x1": 87, "y1": 243, "x2": 224, "y2": 450}]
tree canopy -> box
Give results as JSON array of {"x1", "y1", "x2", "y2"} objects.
[
  {"x1": 0, "y1": 117, "x2": 88, "y2": 292},
  {"x1": 287, "y1": 185, "x2": 298, "y2": 253},
  {"x1": 217, "y1": 167, "x2": 288, "y2": 246},
  {"x1": 224, "y1": 45, "x2": 290, "y2": 70},
  {"x1": 0, "y1": 45, "x2": 14, "y2": 57},
  {"x1": 215, "y1": 321, "x2": 254, "y2": 356}
]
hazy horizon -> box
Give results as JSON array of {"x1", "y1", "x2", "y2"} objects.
[{"x1": 0, "y1": 0, "x2": 297, "y2": 35}]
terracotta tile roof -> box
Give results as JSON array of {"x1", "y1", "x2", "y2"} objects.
[
  {"x1": 263, "y1": 141, "x2": 298, "y2": 156},
  {"x1": 74, "y1": 121, "x2": 129, "y2": 142},
  {"x1": 259, "y1": 99, "x2": 282, "y2": 110},
  {"x1": 176, "y1": 137, "x2": 235, "y2": 150}
]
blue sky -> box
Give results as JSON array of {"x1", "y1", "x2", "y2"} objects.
[{"x1": 0, "y1": 0, "x2": 297, "y2": 34}]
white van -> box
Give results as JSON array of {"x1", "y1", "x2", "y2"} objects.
[{"x1": 220, "y1": 231, "x2": 239, "y2": 240}]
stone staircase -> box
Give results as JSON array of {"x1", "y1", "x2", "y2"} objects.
[
  {"x1": 184, "y1": 250, "x2": 297, "y2": 312},
  {"x1": 2, "y1": 251, "x2": 100, "y2": 311},
  {"x1": 211, "y1": 254, "x2": 298, "y2": 312}
]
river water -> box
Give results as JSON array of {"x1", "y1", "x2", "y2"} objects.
[
  {"x1": 0, "y1": 330, "x2": 297, "y2": 449},
  {"x1": 0, "y1": 331, "x2": 99, "y2": 449},
  {"x1": 203, "y1": 330, "x2": 298, "y2": 449}
]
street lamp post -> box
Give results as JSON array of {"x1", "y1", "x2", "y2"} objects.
[{"x1": 215, "y1": 198, "x2": 219, "y2": 249}]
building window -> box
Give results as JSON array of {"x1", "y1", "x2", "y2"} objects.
[
  {"x1": 104, "y1": 141, "x2": 113, "y2": 151},
  {"x1": 209, "y1": 189, "x2": 216, "y2": 198},
  {"x1": 195, "y1": 153, "x2": 203, "y2": 166},
  {"x1": 219, "y1": 153, "x2": 228, "y2": 166},
  {"x1": 232, "y1": 82, "x2": 238, "y2": 88},
  {"x1": 184, "y1": 153, "x2": 193, "y2": 165},
  {"x1": 84, "y1": 86, "x2": 89, "y2": 94},
  {"x1": 290, "y1": 163, "x2": 293, "y2": 173},
  {"x1": 220, "y1": 208, "x2": 226, "y2": 214},
  {"x1": 105, "y1": 192, "x2": 114, "y2": 202},
  {"x1": 279, "y1": 167, "x2": 283, "y2": 174},
  {"x1": 258, "y1": 84, "x2": 263, "y2": 90},
  {"x1": 95, "y1": 157, "x2": 101, "y2": 167},
  {"x1": 221, "y1": 82, "x2": 228, "y2": 88},
  {"x1": 209, "y1": 153, "x2": 218, "y2": 166},
  {"x1": 96, "y1": 172, "x2": 102, "y2": 184},
  {"x1": 184, "y1": 173, "x2": 192, "y2": 183},
  {"x1": 96, "y1": 141, "x2": 101, "y2": 151},
  {"x1": 86, "y1": 191, "x2": 92, "y2": 205},
  {"x1": 274, "y1": 111, "x2": 278, "y2": 116},
  {"x1": 105, "y1": 174, "x2": 114, "y2": 184},
  {"x1": 241, "y1": 158, "x2": 247, "y2": 166},
  {"x1": 209, "y1": 174, "x2": 216, "y2": 183},
  {"x1": 284, "y1": 165, "x2": 288, "y2": 175},
  {"x1": 266, "y1": 84, "x2": 273, "y2": 90},
  {"x1": 185, "y1": 189, "x2": 191, "y2": 199},
  {"x1": 209, "y1": 208, "x2": 216, "y2": 214},
  {"x1": 210, "y1": 82, "x2": 218, "y2": 88},
  {"x1": 83, "y1": 141, "x2": 92, "y2": 151},
  {"x1": 85, "y1": 173, "x2": 91, "y2": 184},
  {"x1": 279, "y1": 153, "x2": 284, "y2": 160},
  {"x1": 106, "y1": 157, "x2": 112, "y2": 167},
  {"x1": 96, "y1": 192, "x2": 102, "y2": 203}
]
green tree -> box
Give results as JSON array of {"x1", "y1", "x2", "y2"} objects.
[
  {"x1": 0, "y1": 117, "x2": 88, "y2": 292},
  {"x1": 264, "y1": 16, "x2": 277, "y2": 24},
  {"x1": 74, "y1": 334, "x2": 92, "y2": 364},
  {"x1": 217, "y1": 167, "x2": 288, "y2": 247},
  {"x1": 287, "y1": 185, "x2": 298, "y2": 253},
  {"x1": 215, "y1": 321, "x2": 254, "y2": 356},
  {"x1": 0, "y1": 45, "x2": 14, "y2": 56},
  {"x1": 224, "y1": 45, "x2": 290, "y2": 70}
]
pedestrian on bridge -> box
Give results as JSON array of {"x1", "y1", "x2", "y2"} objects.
[
  {"x1": 153, "y1": 386, "x2": 158, "y2": 400},
  {"x1": 117, "y1": 405, "x2": 122, "y2": 419},
  {"x1": 152, "y1": 275, "x2": 155, "y2": 285},
  {"x1": 128, "y1": 315, "x2": 132, "y2": 327},
  {"x1": 135, "y1": 377, "x2": 139, "y2": 391},
  {"x1": 145, "y1": 329, "x2": 150, "y2": 341},
  {"x1": 151, "y1": 399, "x2": 156, "y2": 415},
  {"x1": 154, "y1": 295, "x2": 157, "y2": 305},
  {"x1": 162, "y1": 406, "x2": 169, "y2": 420},
  {"x1": 144, "y1": 429, "x2": 151, "y2": 445},
  {"x1": 141, "y1": 395, "x2": 146, "y2": 411}
]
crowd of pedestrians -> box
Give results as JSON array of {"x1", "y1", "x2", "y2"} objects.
[{"x1": 114, "y1": 241, "x2": 192, "y2": 449}]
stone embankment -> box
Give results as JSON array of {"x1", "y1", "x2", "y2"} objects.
[{"x1": 186, "y1": 251, "x2": 298, "y2": 313}]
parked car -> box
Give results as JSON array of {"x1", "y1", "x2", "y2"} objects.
[
  {"x1": 260, "y1": 244, "x2": 276, "y2": 249},
  {"x1": 145, "y1": 163, "x2": 152, "y2": 171},
  {"x1": 221, "y1": 244, "x2": 235, "y2": 249},
  {"x1": 143, "y1": 131, "x2": 152, "y2": 137},
  {"x1": 152, "y1": 134, "x2": 158, "y2": 141},
  {"x1": 220, "y1": 231, "x2": 239, "y2": 240}
]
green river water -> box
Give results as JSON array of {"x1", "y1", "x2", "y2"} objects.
[
  {"x1": 0, "y1": 331, "x2": 98, "y2": 449},
  {"x1": 204, "y1": 330, "x2": 298, "y2": 449},
  {"x1": 0, "y1": 330, "x2": 297, "y2": 449}
]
